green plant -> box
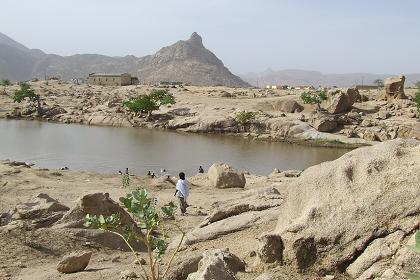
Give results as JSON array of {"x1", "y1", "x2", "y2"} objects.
[
  {"x1": 12, "y1": 82, "x2": 43, "y2": 116},
  {"x1": 405, "y1": 231, "x2": 420, "y2": 280},
  {"x1": 235, "y1": 110, "x2": 257, "y2": 131},
  {"x1": 300, "y1": 90, "x2": 327, "y2": 110},
  {"x1": 415, "y1": 91, "x2": 420, "y2": 113},
  {"x1": 84, "y1": 189, "x2": 184, "y2": 280},
  {"x1": 1, "y1": 79, "x2": 11, "y2": 86},
  {"x1": 122, "y1": 173, "x2": 130, "y2": 188},
  {"x1": 124, "y1": 89, "x2": 175, "y2": 118},
  {"x1": 414, "y1": 81, "x2": 420, "y2": 89},
  {"x1": 373, "y1": 79, "x2": 384, "y2": 87}
]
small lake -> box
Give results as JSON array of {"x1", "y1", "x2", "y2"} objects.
[{"x1": 0, "y1": 119, "x2": 349, "y2": 176}]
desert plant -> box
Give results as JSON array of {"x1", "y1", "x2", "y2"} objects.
[
  {"x1": 84, "y1": 189, "x2": 184, "y2": 280},
  {"x1": 405, "y1": 231, "x2": 420, "y2": 280},
  {"x1": 12, "y1": 82, "x2": 43, "y2": 116},
  {"x1": 415, "y1": 90, "x2": 420, "y2": 113},
  {"x1": 124, "y1": 89, "x2": 175, "y2": 118},
  {"x1": 373, "y1": 79, "x2": 384, "y2": 87},
  {"x1": 300, "y1": 90, "x2": 327, "y2": 110},
  {"x1": 235, "y1": 110, "x2": 257, "y2": 131},
  {"x1": 1, "y1": 79, "x2": 11, "y2": 86}
]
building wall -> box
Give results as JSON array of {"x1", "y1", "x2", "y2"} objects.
[{"x1": 87, "y1": 74, "x2": 131, "y2": 86}]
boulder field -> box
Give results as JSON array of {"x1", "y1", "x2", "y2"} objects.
[{"x1": 0, "y1": 139, "x2": 419, "y2": 279}]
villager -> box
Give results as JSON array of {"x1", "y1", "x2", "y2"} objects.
[
  {"x1": 198, "y1": 166, "x2": 204, "y2": 173},
  {"x1": 147, "y1": 171, "x2": 151, "y2": 176},
  {"x1": 151, "y1": 172, "x2": 156, "y2": 178},
  {"x1": 118, "y1": 170, "x2": 122, "y2": 175},
  {"x1": 125, "y1": 168, "x2": 129, "y2": 175},
  {"x1": 174, "y1": 172, "x2": 189, "y2": 215}
]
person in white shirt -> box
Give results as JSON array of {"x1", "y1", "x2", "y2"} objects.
[{"x1": 174, "y1": 172, "x2": 189, "y2": 215}]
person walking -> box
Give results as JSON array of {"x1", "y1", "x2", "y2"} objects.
[{"x1": 174, "y1": 172, "x2": 189, "y2": 215}]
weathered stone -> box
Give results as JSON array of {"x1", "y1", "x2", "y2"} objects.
[
  {"x1": 384, "y1": 75, "x2": 407, "y2": 100},
  {"x1": 309, "y1": 113, "x2": 337, "y2": 132},
  {"x1": 56, "y1": 251, "x2": 92, "y2": 273},
  {"x1": 187, "y1": 249, "x2": 244, "y2": 280},
  {"x1": 327, "y1": 88, "x2": 360, "y2": 114},
  {"x1": 273, "y1": 99, "x2": 303, "y2": 113},
  {"x1": 208, "y1": 163, "x2": 245, "y2": 188},
  {"x1": 256, "y1": 233, "x2": 284, "y2": 264},
  {"x1": 166, "y1": 254, "x2": 203, "y2": 280}
]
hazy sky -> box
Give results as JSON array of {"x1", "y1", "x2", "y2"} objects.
[{"x1": 1, "y1": 0, "x2": 419, "y2": 74}]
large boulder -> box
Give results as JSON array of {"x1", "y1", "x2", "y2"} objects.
[
  {"x1": 56, "y1": 251, "x2": 92, "y2": 273},
  {"x1": 274, "y1": 139, "x2": 420, "y2": 278},
  {"x1": 187, "y1": 248, "x2": 245, "y2": 280},
  {"x1": 208, "y1": 163, "x2": 246, "y2": 188},
  {"x1": 56, "y1": 192, "x2": 136, "y2": 228},
  {"x1": 384, "y1": 75, "x2": 407, "y2": 100},
  {"x1": 327, "y1": 88, "x2": 360, "y2": 114},
  {"x1": 309, "y1": 113, "x2": 337, "y2": 132},
  {"x1": 273, "y1": 99, "x2": 304, "y2": 113}
]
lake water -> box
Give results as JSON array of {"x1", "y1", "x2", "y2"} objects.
[{"x1": 0, "y1": 119, "x2": 349, "y2": 176}]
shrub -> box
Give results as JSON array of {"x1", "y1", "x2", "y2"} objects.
[
  {"x1": 1, "y1": 79, "x2": 11, "y2": 86},
  {"x1": 85, "y1": 189, "x2": 184, "y2": 280},
  {"x1": 300, "y1": 90, "x2": 327, "y2": 110},
  {"x1": 12, "y1": 83, "x2": 43, "y2": 116},
  {"x1": 415, "y1": 91, "x2": 420, "y2": 113},
  {"x1": 235, "y1": 110, "x2": 257, "y2": 132},
  {"x1": 374, "y1": 79, "x2": 384, "y2": 87},
  {"x1": 405, "y1": 231, "x2": 420, "y2": 280},
  {"x1": 124, "y1": 89, "x2": 175, "y2": 118}
]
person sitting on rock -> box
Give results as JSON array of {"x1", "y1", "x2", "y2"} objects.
[
  {"x1": 198, "y1": 166, "x2": 204, "y2": 173},
  {"x1": 174, "y1": 172, "x2": 189, "y2": 215}
]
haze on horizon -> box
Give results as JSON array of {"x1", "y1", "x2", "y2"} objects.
[{"x1": 1, "y1": 0, "x2": 419, "y2": 75}]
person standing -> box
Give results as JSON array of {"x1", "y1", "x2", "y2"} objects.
[{"x1": 174, "y1": 172, "x2": 189, "y2": 215}]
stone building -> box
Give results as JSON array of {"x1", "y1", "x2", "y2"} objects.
[{"x1": 86, "y1": 73, "x2": 132, "y2": 86}]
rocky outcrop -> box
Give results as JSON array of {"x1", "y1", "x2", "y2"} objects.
[
  {"x1": 56, "y1": 251, "x2": 92, "y2": 273},
  {"x1": 309, "y1": 112, "x2": 337, "y2": 132},
  {"x1": 207, "y1": 163, "x2": 246, "y2": 188},
  {"x1": 274, "y1": 139, "x2": 420, "y2": 278},
  {"x1": 384, "y1": 75, "x2": 407, "y2": 100},
  {"x1": 272, "y1": 99, "x2": 303, "y2": 113},
  {"x1": 1, "y1": 193, "x2": 69, "y2": 231}
]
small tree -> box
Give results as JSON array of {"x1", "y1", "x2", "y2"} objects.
[
  {"x1": 124, "y1": 89, "x2": 175, "y2": 119},
  {"x1": 12, "y1": 83, "x2": 42, "y2": 116},
  {"x1": 300, "y1": 90, "x2": 327, "y2": 111},
  {"x1": 235, "y1": 110, "x2": 257, "y2": 131},
  {"x1": 85, "y1": 189, "x2": 184, "y2": 280},
  {"x1": 414, "y1": 81, "x2": 420, "y2": 89},
  {"x1": 405, "y1": 231, "x2": 420, "y2": 280},
  {"x1": 1, "y1": 79, "x2": 11, "y2": 86},
  {"x1": 373, "y1": 79, "x2": 384, "y2": 87}
]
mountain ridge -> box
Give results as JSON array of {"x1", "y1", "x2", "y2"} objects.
[
  {"x1": 0, "y1": 32, "x2": 249, "y2": 87},
  {"x1": 241, "y1": 69, "x2": 420, "y2": 87}
]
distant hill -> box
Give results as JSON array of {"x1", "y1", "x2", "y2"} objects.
[
  {"x1": 241, "y1": 69, "x2": 420, "y2": 87},
  {"x1": 0, "y1": 32, "x2": 249, "y2": 87}
]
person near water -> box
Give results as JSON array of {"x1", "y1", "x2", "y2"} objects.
[
  {"x1": 198, "y1": 166, "x2": 204, "y2": 173},
  {"x1": 174, "y1": 172, "x2": 189, "y2": 215},
  {"x1": 147, "y1": 171, "x2": 151, "y2": 176},
  {"x1": 151, "y1": 172, "x2": 156, "y2": 178},
  {"x1": 125, "y1": 168, "x2": 129, "y2": 175}
]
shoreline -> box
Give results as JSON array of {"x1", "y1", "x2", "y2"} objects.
[{"x1": 0, "y1": 115, "x2": 369, "y2": 150}]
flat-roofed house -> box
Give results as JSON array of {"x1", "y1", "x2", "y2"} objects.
[{"x1": 86, "y1": 73, "x2": 132, "y2": 86}]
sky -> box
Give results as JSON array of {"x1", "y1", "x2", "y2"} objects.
[{"x1": 1, "y1": 0, "x2": 420, "y2": 74}]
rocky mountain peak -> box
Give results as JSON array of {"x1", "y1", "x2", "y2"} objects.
[{"x1": 187, "y1": 32, "x2": 203, "y2": 47}]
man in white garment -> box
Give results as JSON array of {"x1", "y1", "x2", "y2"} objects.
[{"x1": 175, "y1": 172, "x2": 189, "y2": 215}]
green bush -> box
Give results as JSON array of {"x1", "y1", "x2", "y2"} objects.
[
  {"x1": 415, "y1": 91, "x2": 420, "y2": 113},
  {"x1": 1, "y1": 79, "x2": 11, "y2": 86},
  {"x1": 300, "y1": 90, "x2": 327, "y2": 110},
  {"x1": 406, "y1": 231, "x2": 420, "y2": 280},
  {"x1": 12, "y1": 83, "x2": 43, "y2": 116},
  {"x1": 235, "y1": 110, "x2": 257, "y2": 132},
  {"x1": 124, "y1": 89, "x2": 175, "y2": 118},
  {"x1": 85, "y1": 189, "x2": 184, "y2": 280}
]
